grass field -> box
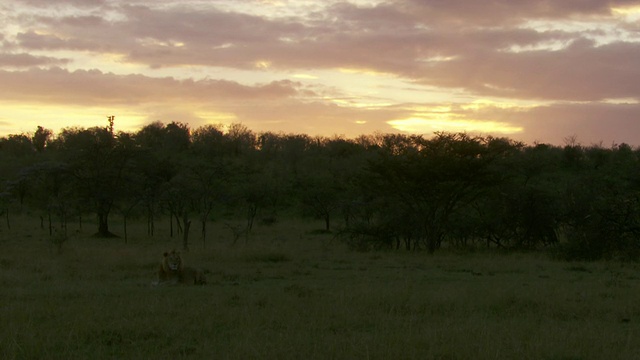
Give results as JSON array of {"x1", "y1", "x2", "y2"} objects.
[{"x1": 2, "y1": 216, "x2": 640, "y2": 359}]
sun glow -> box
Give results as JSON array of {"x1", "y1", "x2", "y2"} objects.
[
  {"x1": 338, "y1": 67, "x2": 389, "y2": 76},
  {"x1": 461, "y1": 99, "x2": 532, "y2": 111},
  {"x1": 325, "y1": 96, "x2": 392, "y2": 109},
  {"x1": 193, "y1": 110, "x2": 237, "y2": 124},
  {"x1": 255, "y1": 60, "x2": 272, "y2": 69},
  {"x1": 601, "y1": 98, "x2": 640, "y2": 105},
  {"x1": 293, "y1": 73, "x2": 319, "y2": 79},
  {"x1": 0, "y1": 102, "x2": 147, "y2": 136},
  {"x1": 388, "y1": 117, "x2": 523, "y2": 135},
  {"x1": 0, "y1": 0, "x2": 636, "y2": 146},
  {"x1": 612, "y1": 5, "x2": 640, "y2": 17}
]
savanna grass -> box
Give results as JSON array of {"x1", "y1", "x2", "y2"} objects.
[{"x1": 2, "y1": 216, "x2": 640, "y2": 359}]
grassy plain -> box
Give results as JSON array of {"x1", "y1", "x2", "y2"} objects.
[{"x1": 2, "y1": 216, "x2": 640, "y2": 359}]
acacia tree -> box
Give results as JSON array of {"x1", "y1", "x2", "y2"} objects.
[
  {"x1": 185, "y1": 158, "x2": 226, "y2": 247},
  {"x1": 113, "y1": 132, "x2": 144, "y2": 242},
  {"x1": 298, "y1": 173, "x2": 341, "y2": 231},
  {"x1": 55, "y1": 125, "x2": 133, "y2": 237},
  {"x1": 135, "y1": 121, "x2": 192, "y2": 239},
  {"x1": 560, "y1": 143, "x2": 640, "y2": 260},
  {"x1": 191, "y1": 124, "x2": 232, "y2": 244},
  {"x1": 136, "y1": 122, "x2": 174, "y2": 236},
  {"x1": 296, "y1": 138, "x2": 350, "y2": 231},
  {"x1": 454, "y1": 141, "x2": 562, "y2": 249},
  {"x1": 359, "y1": 133, "x2": 517, "y2": 252},
  {"x1": 26, "y1": 162, "x2": 73, "y2": 235},
  {"x1": 161, "y1": 166, "x2": 202, "y2": 250},
  {"x1": 225, "y1": 123, "x2": 256, "y2": 157}
]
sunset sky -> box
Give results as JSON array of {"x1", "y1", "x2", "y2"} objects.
[{"x1": 2, "y1": 0, "x2": 640, "y2": 145}]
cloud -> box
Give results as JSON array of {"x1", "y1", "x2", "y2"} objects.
[
  {"x1": 415, "y1": 39, "x2": 640, "y2": 101},
  {"x1": 0, "y1": 53, "x2": 70, "y2": 67},
  {"x1": 14, "y1": 5, "x2": 310, "y2": 68},
  {"x1": 415, "y1": 100, "x2": 640, "y2": 145},
  {"x1": 0, "y1": 64, "x2": 638, "y2": 145},
  {"x1": 18, "y1": 0, "x2": 106, "y2": 7},
  {"x1": 397, "y1": 0, "x2": 640, "y2": 26},
  {"x1": 12, "y1": 1, "x2": 640, "y2": 103},
  {"x1": 381, "y1": 100, "x2": 640, "y2": 145},
  {"x1": 0, "y1": 67, "x2": 389, "y2": 136},
  {"x1": 0, "y1": 67, "x2": 304, "y2": 106},
  {"x1": 4, "y1": 0, "x2": 640, "y2": 144}
]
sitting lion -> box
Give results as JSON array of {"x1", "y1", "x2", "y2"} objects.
[{"x1": 155, "y1": 250, "x2": 206, "y2": 286}]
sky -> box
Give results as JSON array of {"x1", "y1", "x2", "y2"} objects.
[{"x1": 2, "y1": 0, "x2": 640, "y2": 145}]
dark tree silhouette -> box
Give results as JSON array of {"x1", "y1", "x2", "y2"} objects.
[
  {"x1": 32, "y1": 126, "x2": 52, "y2": 153},
  {"x1": 55, "y1": 126, "x2": 132, "y2": 237},
  {"x1": 2, "y1": 120, "x2": 640, "y2": 260}
]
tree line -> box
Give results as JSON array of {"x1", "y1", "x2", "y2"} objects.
[{"x1": 1, "y1": 120, "x2": 639, "y2": 260}]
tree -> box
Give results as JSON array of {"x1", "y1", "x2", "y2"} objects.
[
  {"x1": 296, "y1": 137, "x2": 359, "y2": 231},
  {"x1": 32, "y1": 126, "x2": 53, "y2": 153},
  {"x1": 56, "y1": 126, "x2": 132, "y2": 237},
  {"x1": 192, "y1": 124, "x2": 226, "y2": 158},
  {"x1": 1, "y1": 134, "x2": 34, "y2": 156},
  {"x1": 355, "y1": 133, "x2": 517, "y2": 252},
  {"x1": 135, "y1": 121, "x2": 193, "y2": 240},
  {"x1": 161, "y1": 168, "x2": 198, "y2": 250},
  {"x1": 24, "y1": 161, "x2": 73, "y2": 235},
  {"x1": 225, "y1": 123, "x2": 255, "y2": 157},
  {"x1": 113, "y1": 132, "x2": 144, "y2": 242},
  {"x1": 560, "y1": 143, "x2": 640, "y2": 260},
  {"x1": 464, "y1": 141, "x2": 562, "y2": 249},
  {"x1": 0, "y1": 188, "x2": 11, "y2": 229},
  {"x1": 185, "y1": 158, "x2": 226, "y2": 247}
]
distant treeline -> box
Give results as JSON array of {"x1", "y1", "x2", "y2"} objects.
[{"x1": 1, "y1": 121, "x2": 639, "y2": 260}]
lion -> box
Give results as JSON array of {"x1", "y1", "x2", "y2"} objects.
[{"x1": 154, "y1": 250, "x2": 206, "y2": 286}]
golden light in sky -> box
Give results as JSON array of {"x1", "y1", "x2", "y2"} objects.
[
  {"x1": 2, "y1": 1, "x2": 640, "y2": 144},
  {"x1": 388, "y1": 118, "x2": 524, "y2": 135}
]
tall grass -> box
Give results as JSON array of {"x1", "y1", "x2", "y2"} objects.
[{"x1": 2, "y1": 216, "x2": 640, "y2": 359}]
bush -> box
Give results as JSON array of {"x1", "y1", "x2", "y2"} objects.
[{"x1": 558, "y1": 210, "x2": 640, "y2": 261}]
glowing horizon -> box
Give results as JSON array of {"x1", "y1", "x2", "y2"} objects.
[{"x1": 2, "y1": 1, "x2": 640, "y2": 145}]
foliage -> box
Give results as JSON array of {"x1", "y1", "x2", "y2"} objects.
[{"x1": 2, "y1": 122, "x2": 640, "y2": 259}]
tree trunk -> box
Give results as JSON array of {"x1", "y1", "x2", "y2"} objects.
[
  {"x1": 175, "y1": 213, "x2": 183, "y2": 234},
  {"x1": 48, "y1": 212, "x2": 53, "y2": 236},
  {"x1": 169, "y1": 213, "x2": 173, "y2": 237},
  {"x1": 182, "y1": 215, "x2": 191, "y2": 251},
  {"x1": 201, "y1": 220, "x2": 206, "y2": 248},
  {"x1": 426, "y1": 231, "x2": 443, "y2": 254},
  {"x1": 147, "y1": 205, "x2": 155, "y2": 236},
  {"x1": 60, "y1": 208, "x2": 67, "y2": 235},
  {"x1": 96, "y1": 210, "x2": 116, "y2": 237},
  {"x1": 98, "y1": 212, "x2": 109, "y2": 235},
  {"x1": 123, "y1": 215, "x2": 128, "y2": 243},
  {"x1": 247, "y1": 204, "x2": 257, "y2": 232}
]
